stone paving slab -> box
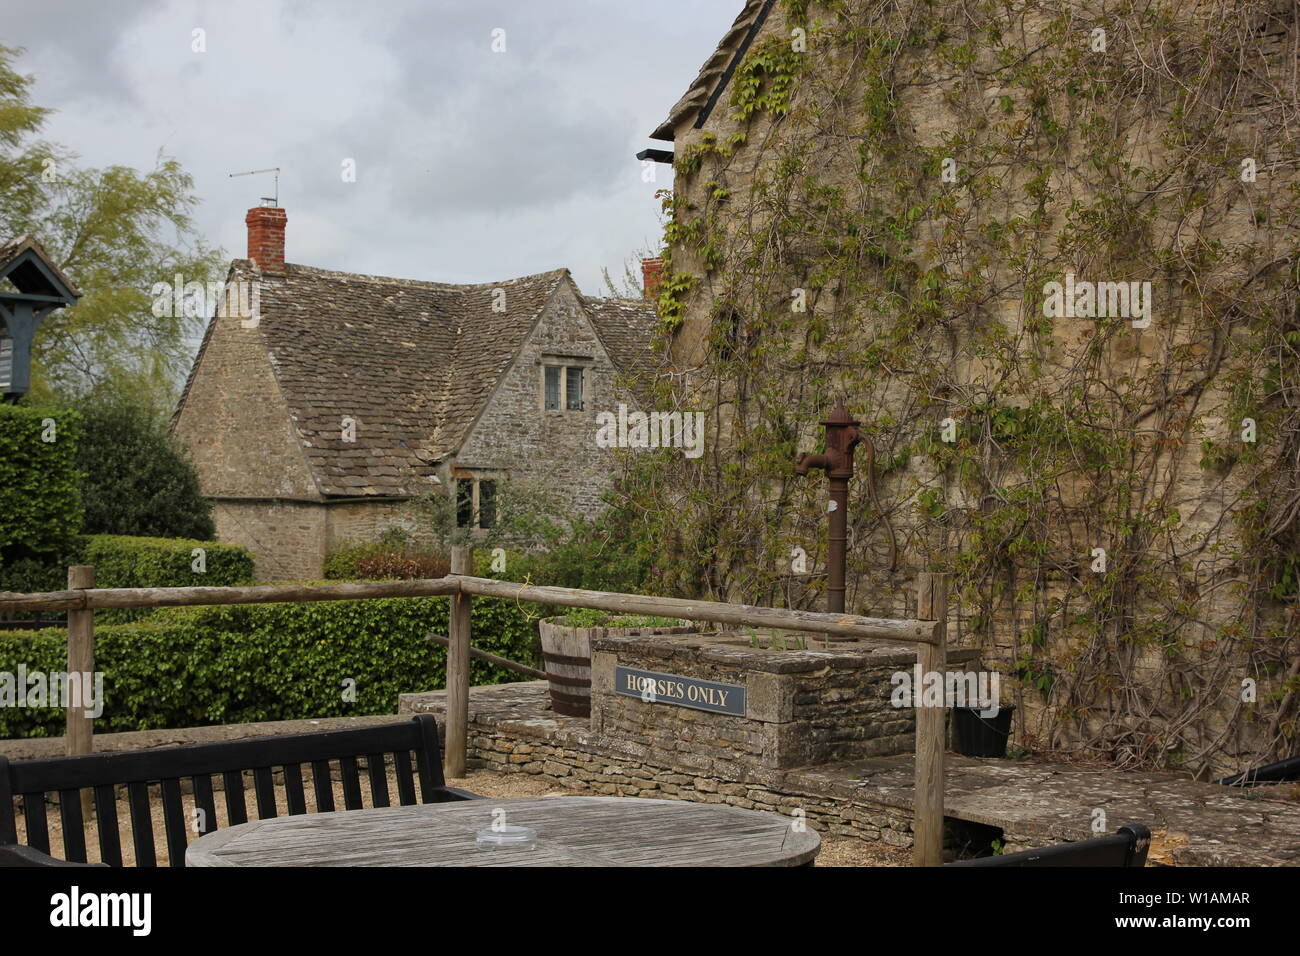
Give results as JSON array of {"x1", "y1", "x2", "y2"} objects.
[{"x1": 402, "y1": 681, "x2": 1300, "y2": 866}]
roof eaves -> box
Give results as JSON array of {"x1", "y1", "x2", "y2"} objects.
[{"x1": 650, "y1": 0, "x2": 775, "y2": 141}]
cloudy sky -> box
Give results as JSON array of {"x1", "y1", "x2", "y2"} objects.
[{"x1": 6, "y1": 0, "x2": 740, "y2": 294}]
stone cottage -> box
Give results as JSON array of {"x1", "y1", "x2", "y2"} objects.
[
  {"x1": 641, "y1": 0, "x2": 1298, "y2": 774},
  {"x1": 173, "y1": 204, "x2": 658, "y2": 580}
]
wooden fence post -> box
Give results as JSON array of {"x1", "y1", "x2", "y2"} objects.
[
  {"x1": 66, "y1": 565, "x2": 95, "y2": 819},
  {"x1": 913, "y1": 571, "x2": 949, "y2": 867},
  {"x1": 446, "y1": 547, "x2": 473, "y2": 778}
]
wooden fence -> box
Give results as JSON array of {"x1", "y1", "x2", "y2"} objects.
[{"x1": 0, "y1": 550, "x2": 951, "y2": 865}]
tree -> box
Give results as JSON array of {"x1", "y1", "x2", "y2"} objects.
[
  {"x1": 73, "y1": 392, "x2": 214, "y2": 540},
  {"x1": 0, "y1": 44, "x2": 223, "y2": 410}
]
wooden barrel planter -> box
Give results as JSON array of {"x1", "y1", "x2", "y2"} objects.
[{"x1": 538, "y1": 616, "x2": 700, "y2": 717}]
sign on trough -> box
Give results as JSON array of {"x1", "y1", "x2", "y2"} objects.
[{"x1": 614, "y1": 666, "x2": 746, "y2": 716}]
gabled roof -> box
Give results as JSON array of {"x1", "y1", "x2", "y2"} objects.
[
  {"x1": 177, "y1": 260, "x2": 657, "y2": 499},
  {"x1": 651, "y1": 0, "x2": 775, "y2": 141},
  {"x1": 0, "y1": 234, "x2": 81, "y2": 299}
]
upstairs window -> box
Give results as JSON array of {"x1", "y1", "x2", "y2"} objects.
[
  {"x1": 566, "y1": 367, "x2": 584, "y2": 410},
  {"x1": 542, "y1": 362, "x2": 587, "y2": 411}
]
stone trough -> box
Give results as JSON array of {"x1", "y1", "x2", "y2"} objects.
[{"x1": 591, "y1": 629, "x2": 981, "y2": 774}]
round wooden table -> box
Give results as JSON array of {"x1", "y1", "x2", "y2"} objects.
[{"x1": 185, "y1": 796, "x2": 820, "y2": 867}]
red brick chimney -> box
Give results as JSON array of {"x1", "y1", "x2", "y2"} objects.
[
  {"x1": 246, "y1": 203, "x2": 287, "y2": 272},
  {"x1": 641, "y1": 256, "x2": 664, "y2": 300}
]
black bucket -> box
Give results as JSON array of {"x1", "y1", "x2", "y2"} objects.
[{"x1": 952, "y1": 705, "x2": 1016, "y2": 758}]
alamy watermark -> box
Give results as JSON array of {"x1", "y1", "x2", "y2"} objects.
[
  {"x1": 0, "y1": 667, "x2": 103, "y2": 718},
  {"x1": 151, "y1": 274, "x2": 261, "y2": 327},
  {"x1": 1042, "y1": 273, "x2": 1152, "y2": 328},
  {"x1": 890, "y1": 665, "x2": 1001, "y2": 716},
  {"x1": 594, "y1": 404, "x2": 705, "y2": 459}
]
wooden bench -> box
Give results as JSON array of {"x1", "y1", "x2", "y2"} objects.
[
  {"x1": 0, "y1": 715, "x2": 480, "y2": 867},
  {"x1": 947, "y1": 824, "x2": 1151, "y2": 867}
]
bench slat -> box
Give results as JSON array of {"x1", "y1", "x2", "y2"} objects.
[
  {"x1": 21, "y1": 793, "x2": 49, "y2": 854},
  {"x1": 367, "y1": 754, "x2": 390, "y2": 808},
  {"x1": 93, "y1": 784, "x2": 122, "y2": 867},
  {"x1": 58, "y1": 789, "x2": 86, "y2": 863},
  {"x1": 193, "y1": 775, "x2": 217, "y2": 836},
  {"x1": 283, "y1": 764, "x2": 307, "y2": 816},
  {"x1": 340, "y1": 756, "x2": 363, "y2": 810},
  {"x1": 394, "y1": 751, "x2": 417, "y2": 806},
  {"x1": 160, "y1": 778, "x2": 188, "y2": 867},
  {"x1": 223, "y1": 771, "x2": 248, "y2": 826},
  {"x1": 127, "y1": 781, "x2": 156, "y2": 867},
  {"x1": 253, "y1": 767, "x2": 277, "y2": 819},
  {"x1": 311, "y1": 760, "x2": 335, "y2": 812}
]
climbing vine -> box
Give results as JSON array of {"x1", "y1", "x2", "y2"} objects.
[{"x1": 618, "y1": 0, "x2": 1300, "y2": 776}]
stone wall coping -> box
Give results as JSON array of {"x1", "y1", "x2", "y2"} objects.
[{"x1": 591, "y1": 632, "x2": 980, "y2": 673}]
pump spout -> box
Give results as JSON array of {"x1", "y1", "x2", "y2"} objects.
[{"x1": 795, "y1": 452, "x2": 834, "y2": 476}]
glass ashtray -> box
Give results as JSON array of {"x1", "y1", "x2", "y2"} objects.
[{"x1": 475, "y1": 825, "x2": 538, "y2": 847}]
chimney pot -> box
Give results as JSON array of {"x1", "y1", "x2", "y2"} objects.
[
  {"x1": 641, "y1": 256, "x2": 664, "y2": 301},
  {"x1": 246, "y1": 205, "x2": 287, "y2": 272}
]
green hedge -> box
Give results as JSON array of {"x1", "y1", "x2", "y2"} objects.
[
  {"x1": 83, "y1": 535, "x2": 253, "y2": 588},
  {"x1": 83, "y1": 535, "x2": 255, "y2": 622},
  {"x1": 0, "y1": 405, "x2": 83, "y2": 557},
  {"x1": 0, "y1": 534, "x2": 256, "y2": 623},
  {"x1": 0, "y1": 593, "x2": 544, "y2": 738}
]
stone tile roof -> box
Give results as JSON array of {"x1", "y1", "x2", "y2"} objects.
[
  {"x1": 584, "y1": 295, "x2": 658, "y2": 372},
  {"x1": 651, "y1": 0, "x2": 772, "y2": 141},
  {"x1": 177, "y1": 260, "x2": 657, "y2": 500}
]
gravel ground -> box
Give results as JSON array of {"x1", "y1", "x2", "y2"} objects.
[{"x1": 28, "y1": 767, "x2": 905, "y2": 867}]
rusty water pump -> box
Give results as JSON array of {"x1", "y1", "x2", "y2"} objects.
[{"x1": 794, "y1": 404, "x2": 862, "y2": 619}]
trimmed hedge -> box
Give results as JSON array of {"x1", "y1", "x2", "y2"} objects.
[
  {"x1": 83, "y1": 535, "x2": 254, "y2": 589},
  {"x1": 0, "y1": 593, "x2": 545, "y2": 739},
  {"x1": 0, "y1": 535, "x2": 256, "y2": 624},
  {"x1": 83, "y1": 535, "x2": 255, "y2": 622},
  {"x1": 0, "y1": 405, "x2": 83, "y2": 557}
]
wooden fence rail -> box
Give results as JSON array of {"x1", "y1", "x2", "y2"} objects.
[
  {"x1": 0, "y1": 562, "x2": 949, "y2": 865},
  {"x1": 0, "y1": 577, "x2": 461, "y2": 613},
  {"x1": 424, "y1": 633, "x2": 546, "y2": 680},
  {"x1": 453, "y1": 575, "x2": 939, "y2": 644}
]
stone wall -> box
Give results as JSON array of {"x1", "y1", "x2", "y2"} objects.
[
  {"x1": 212, "y1": 499, "x2": 327, "y2": 582},
  {"x1": 173, "y1": 282, "x2": 318, "y2": 501},
  {"x1": 324, "y1": 499, "x2": 416, "y2": 555},
  {"x1": 591, "y1": 632, "x2": 982, "y2": 773},
  {"x1": 400, "y1": 682, "x2": 924, "y2": 849},
  {"x1": 453, "y1": 281, "x2": 634, "y2": 518},
  {"x1": 213, "y1": 497, "x2": 431, "y2": 581},
  {"x1": 655, "y1": 0, "x2": 1296, "y2": 774},
  {"x1": 464, "y1": 724, "x2": 918, "y2": 848}
]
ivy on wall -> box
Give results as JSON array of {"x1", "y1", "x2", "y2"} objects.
[{"x1": 631, "y1": 0, "x2": 1300, "y2": 774}]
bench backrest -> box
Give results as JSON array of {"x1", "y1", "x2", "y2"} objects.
[
  {"x1": 0, "y1": 715, "x2": 450, "y2": 867},
  {"x1": 947, "y1": 824, "x2": 1151, "y2": 867}
]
